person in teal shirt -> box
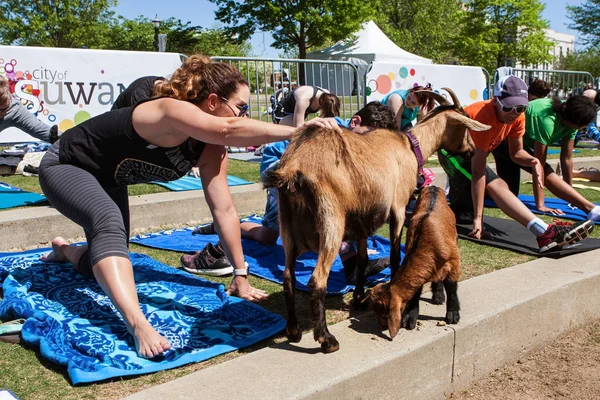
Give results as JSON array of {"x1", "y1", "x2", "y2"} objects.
[
  {"x1": 494, "y1": 95, "x2": 600, "y2": 220},
  {"x1": 380, "y1": 84, "x2": 434, "y2": 131}
]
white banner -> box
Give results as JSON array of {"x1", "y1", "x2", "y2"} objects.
[
  {"x1": 0, "y1": 45, "x2": 185, "y2": 144},
  {"x1": 366, "y1": 62, "x2": 488, "y2": 108}
]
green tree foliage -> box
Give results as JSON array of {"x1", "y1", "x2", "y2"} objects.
[
  {"x1": 209, "y1": 0, "x2": 373, "y2": 61},
  {"x1": 371, "y1": 0, "x2": 464, "y2": 64},
  {"x1": 567, "y1": 0, "x2": 600, "y2": 47},
  {"x1": 559, "y1": 46, "x2": 600, "y2": 78},
  {"x1": 0, "y1": 0, "x2": 117, "y2": 48},
  {"x1": 452, "y1": 0, "x2": 553, "y2": 72}
]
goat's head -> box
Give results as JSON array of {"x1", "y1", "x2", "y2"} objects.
[
  {"x1": 368, "y1": 282, "x2": 409, "y2": 339},
  {"x1": 417, "y1": 88, "x2": 490, "y2": 159}
]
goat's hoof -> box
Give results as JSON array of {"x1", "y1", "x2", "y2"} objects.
[
  {"x1": 321, "y1": 338, "x2": 340, "y2": 353},
  {"x1": 445, "y1": 311, "x2": 460, "y2": 324},
  {"x1": 401, "y1": 314, "x2": 418, "y2": 330},
  {"x1": 286, "y1": 327, "x2": 302, "y2": 343}
]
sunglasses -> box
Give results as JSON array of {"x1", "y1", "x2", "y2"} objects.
[
  {"x1": 221, "y1": 97, "x2": 249, "y2": 117},
  {"x1": 496, "y1": 97, "x2": 527, "y2": 114}
]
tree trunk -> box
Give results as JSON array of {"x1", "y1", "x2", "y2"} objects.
[{"x1": 298, "y1": 20, "x2": 306, "y2": 85}]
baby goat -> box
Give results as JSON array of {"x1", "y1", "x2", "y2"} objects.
[
  {"x1": 369, "y1": 186, "x2": 461, "y2": 339},
  {"x1": 264, "y1": 89, "x2": 489, "y2": 353}
]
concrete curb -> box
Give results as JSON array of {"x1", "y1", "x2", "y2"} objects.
[
  {"x1": 124, "y1": 249, "x2": 600, "y2": 400},
  {"x1": 0, "y1": 183, "x2": 265, "y2": 251}
]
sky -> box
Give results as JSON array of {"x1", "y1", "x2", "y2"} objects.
[{"x1": 112, "y1": 0, "x2": 588, "y2": 57}]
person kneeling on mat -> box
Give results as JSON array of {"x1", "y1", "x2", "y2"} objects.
[{"x1": 37, "y1": 55, "x2": 341, "y2": 358}]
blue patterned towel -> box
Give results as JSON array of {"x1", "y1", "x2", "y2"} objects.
[
  {"x1": 130, "y1": 215, "x2": 400, "y2": 295},
  {"x1": 151, "y1": 175, "x2": 251, "y2": 191},
  {"x1": 0, "y1": 182, "x2": 47, "y2": 209},
  {"x1": 485, "y1": 194, "x2": 599, "y2": 225},
  {"x1": 0, "y1": 249, "x2": 285, "y2": 385}
]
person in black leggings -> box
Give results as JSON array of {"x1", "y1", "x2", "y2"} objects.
[{"x1": 38, "y1": 54, "x2": 341, "y2": 358}]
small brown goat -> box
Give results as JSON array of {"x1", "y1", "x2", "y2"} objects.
[
  {"x1": 369, "y1": 185, "x2": 461, "y2": 339},
  {"x1": 263, "y1": 89, "x2": 490, "y2": 353}
]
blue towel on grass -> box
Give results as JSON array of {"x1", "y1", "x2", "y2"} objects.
[
  {"x1": 152, "y1": 175, "x2": 251, "y2": 191},
  {"x1": 546, "y1": 149, "x2": 580, "y2": 155},
  {"x1": 0, "y1": 182, "x2": 47, "y2": 209},
  {"x1": 0, "y1": 249, "x2": 285, "y2": 385},
  {"x1": 484, "y1": 194, "x2": 598, "y2": 224},
  {"x1": 130, "y1": 215, "x2": 399, "y2": 295}
]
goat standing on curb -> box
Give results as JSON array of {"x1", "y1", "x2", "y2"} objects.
[
  {"x1": 264, "y1": 89, "x2": 490, "y2": 353},
  {"x1": 368, "y1": 185, "x2": 461, "y2": 339}
]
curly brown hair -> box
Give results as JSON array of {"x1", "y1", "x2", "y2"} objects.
[
  {"x1": 0, "y1": 76, "x2": 11, "y2": 106},
  {"x1": 528, "y1": 79, "x2": 552, "y2": 99},
  {"x1": 153, "y1": 54, "x2": 248, "y2": 106}
]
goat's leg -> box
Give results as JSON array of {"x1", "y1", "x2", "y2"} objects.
[
  {"x1": 401, "y1": 286, "x2": 422, "y2": 330},
  {"x1": 352, "y1": 237, "x2": 369, "y2": 308},
  {"x1": 309, "y1": 244, "x2": 341, "y2": 353},
  {"x1": 282, "y1": 241, "x2": 302, "y2": 342},
  {"x1": 388, "y1": 208, "x2": 405, "y2": 278},
  {"x1": 431, "y1": 281, "x2": 445, "y2": 305},
  {"x1": 443, "y1": 261, "x2": 461, "y2": 324}
]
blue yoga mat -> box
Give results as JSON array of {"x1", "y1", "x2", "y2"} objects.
[
  {"x1": 130, "y1": 215, "x2": 400, "y2": 295},
  {"x1": 546, "y1": 149, "x2": 580, "y2": 155},
  {"x1": 0, "y1": 182, "x2": 47, "y2": 210},
  {"x1": 152, "y1": 175, "x2": 251, "y2": 191},
  {"x1": 484, "y1": 194, "x2": 599, "y2": 224},
  {"x1": 0, "y1": 249, "x2": 285, "y2": 385}
]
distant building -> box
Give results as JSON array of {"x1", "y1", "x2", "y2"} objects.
[{"x1": 519, "y1": 28, "x2": 575, "y2": 70}]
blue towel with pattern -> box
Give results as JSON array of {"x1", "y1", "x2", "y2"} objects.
[
  {"x1": 0, "y1": 182, "x2": 47, "y2": 209},
  {"x1": 151, "y1": 175, "x2": 251, "y2": 191},
  {"x1": 130, "y1": 215, "x2": 399, "y2": 295},
  {"x1": 0, "y1": 249, "x2": 285, "y2": 385},
  {"x1": 485, "y1": 194, "x2": 599, "y2": 224}
]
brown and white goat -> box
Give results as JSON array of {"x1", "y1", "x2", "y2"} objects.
[
  {"x1": 368, "y1": 185, "x2": 461, "y2": 339},
  {"x1": 263, "y1": 89, "x2": 489, "y2": 353}
]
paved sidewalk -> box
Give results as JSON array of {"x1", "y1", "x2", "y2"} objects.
[{"x1": 124, "y1": 249, "x2": 600, "y2": 400}]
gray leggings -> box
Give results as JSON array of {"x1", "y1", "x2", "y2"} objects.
[{"x1": 38, "y1": 145, "x2": 130, "y2": 278}]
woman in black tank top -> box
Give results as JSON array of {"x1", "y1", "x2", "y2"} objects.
[
  {"x1": 38, "y1": 55, "x2": 342, "y2": 359},
  {"x1": 278, "y1": 85, "x2": 330, "y2": 127}
]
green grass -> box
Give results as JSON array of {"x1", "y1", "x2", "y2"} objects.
[{"x1": 2, "y1": 158, "x2": 600, "y2": 399}]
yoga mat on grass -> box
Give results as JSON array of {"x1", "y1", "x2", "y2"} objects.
[
  {"x1": 0, "y1": 182, "x2": 47, "y2": 209},
  {"x1": 484, "y1": 194, "x2": 600, "y2": 225},
  {"x1": 152, "y1": 175, "x2": 251, "y2": 191},
  {"x1": 130, "y1": 215, "x2": 399, "y2": 295},
  {"x1": 0, "y1": 249, "x2": 285, "y2": 385},
  {"x1": 456, "y1": 216, "x2": 600, "y2": 257},
  {"x1": 546, "y1": 149, "x2": 580, "y2": 155}
]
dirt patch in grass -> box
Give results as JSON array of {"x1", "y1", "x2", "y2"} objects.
[{"x1": 450, "y1": 319, "x2": 600, "y2": 400}]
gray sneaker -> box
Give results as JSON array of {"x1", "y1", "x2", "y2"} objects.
[{"x1": 180, "y1": 242, "x2": 233, "y2": 276}]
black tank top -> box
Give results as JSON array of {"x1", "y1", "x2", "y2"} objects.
[
  {"x1": 59, "y1": 98, "x2": 205, "y2": 187},
  {"x1": 279, "y1": 86, "x2": 324, "y2": 117}
]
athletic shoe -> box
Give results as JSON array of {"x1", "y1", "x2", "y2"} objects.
[
  {"x1": 192, "y1": 222, "x2": 216, "y2": 235},
  {"x1": 537, "y1": 219, "x2": 594, "y2": 253},
  {"x1": 180, "y1": 242, "x2": 233, "y2": 276}
]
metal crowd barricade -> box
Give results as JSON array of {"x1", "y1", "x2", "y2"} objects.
[
  {"x1": 508, "y1": 69, "x2": 595, "y2": 100},
  {"x1": 211, "y1": 57, "x2": 363, "y2": 123}
]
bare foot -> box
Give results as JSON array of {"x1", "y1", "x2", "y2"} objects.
[
  {"x1": 226, "y1": 276, "x2": 268, "y2": 302},
  {"x1": 129, "y1": 321, "x2": 171, "y2": 358},
  {"x1": 39, "y1": 237, "x2": 70, "y2": 262}
]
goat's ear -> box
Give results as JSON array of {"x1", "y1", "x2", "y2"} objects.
[
  {"x1": 447, "y1": 112, "x2": 491, "y2": 132},
  {"x1": 387, "y1": 296, "x2": 403, "y2": 339},
  {"x1": 362, "y1": 288, "x2": 373, "y2": 305}
]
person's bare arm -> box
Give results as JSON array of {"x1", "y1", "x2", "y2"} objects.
[
  {"x1": 470, "y1": 149, "x2": 488, "y2": 240},
  {"x1": 560, "y1": 137, "x2": 574, "y2": 186},
  {"x1": 386, "y1": 93, "x2": 405, "y2": 130},
  {"x1": 133, "y1": 98, "x2": 341, "y2": 148}
]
